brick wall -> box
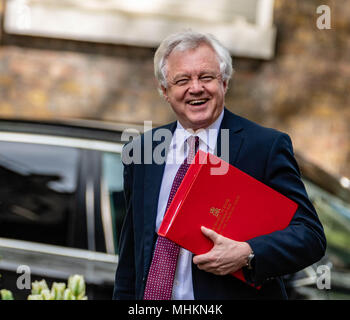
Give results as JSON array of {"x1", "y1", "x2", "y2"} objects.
[
  {"x1": 226, "y1": 0, "x2": 350, "y2": 178},
  {"x1": 0, "y1": 0, "x2": 349, "y2": 178}
]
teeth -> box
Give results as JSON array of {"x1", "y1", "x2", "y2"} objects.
[{"x1": 188, "y1": 99, "x2": 207, "y2": 105}]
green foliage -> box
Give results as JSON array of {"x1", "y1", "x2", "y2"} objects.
[
  {"x1": 0, "y1": 289, "x2": 14, "y2": 300},
  {"x1": 0, "y1": 275, "x2": 88, "y2": 300}
]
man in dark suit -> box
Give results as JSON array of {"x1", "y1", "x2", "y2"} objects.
[{"x1": 113, "y1": 31, "x2": 326, "y2": 300}]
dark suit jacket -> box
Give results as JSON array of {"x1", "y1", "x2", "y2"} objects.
[{"x1": 113, "y1": 108, "x2": 326, "y2": 300}]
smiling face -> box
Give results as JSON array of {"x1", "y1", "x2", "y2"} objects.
[{"x1": 161, "y1": 43, "x2": 228, "y2": 131}]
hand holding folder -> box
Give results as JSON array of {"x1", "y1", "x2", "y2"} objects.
[
  {"x1": 193, "y1": 226, "x2": 253, "y2": 276},
  {"x1": 158, "y1": 150, "x2": 298, "y2": 286}
]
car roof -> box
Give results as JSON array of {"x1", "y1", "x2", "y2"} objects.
[
  {"x1": 0, "y1": 117, "x2": 145, "y2": 143},
  {"x1": 295, "y1": 152, "x2": 350, "y2": 205}
]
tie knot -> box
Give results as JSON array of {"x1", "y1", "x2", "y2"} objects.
[
  {"x1": 186, "y1": 136, "x2": 199, "y2": 163},
  {"x1": 187, "y1": 135, "x2": 199, "y2": 149}
]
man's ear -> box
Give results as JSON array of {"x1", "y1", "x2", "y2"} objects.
[
  {"x1": 222, "y1": 80, "x2": 228, "y2": 94},
  {"x1": 161, "y1": 85, "x2": 170, "y2": 102}
]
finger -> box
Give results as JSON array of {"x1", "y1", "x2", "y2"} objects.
[
  {"x1": 197, "y1": 263, "x2": 213, "y2": 272},
  {"x1": 193, "y1": 253, "x2": 211, "y2": 265},
  {"x1": 196, "y1": 263, "x2": 229, "y2": 276},
  {"x1": 195, "y1": 260, "x2": 215, "y2": 271},
  {"x1": 201, "y1": 226, "x2": 219, "y2": 243}
]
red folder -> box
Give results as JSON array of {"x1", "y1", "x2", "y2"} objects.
[{"x1": 158, "y1": 150, "x2": 298, "y2": 286}]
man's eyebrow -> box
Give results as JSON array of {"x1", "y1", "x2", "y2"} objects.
[
  {"x1": 198, "y1": 70, "x2": 217, "y2": 76},
  {"x1": 172, "y1": 70, "x2": 217, "y2": 80},
  {"x1": 172, "y1": 73, "x2": 190, "y2": 80}
]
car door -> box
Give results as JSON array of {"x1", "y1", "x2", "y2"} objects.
[{"x1": 0, "y1": 129, "x2": 124, "y2": 299}]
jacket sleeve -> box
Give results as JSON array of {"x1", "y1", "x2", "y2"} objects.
[
  {"x1": 112, "y1": 159, "x2": 136, "y2": 299},
  {"x1": 246, "y1": 133, "x2": 327, "y2": 286}
]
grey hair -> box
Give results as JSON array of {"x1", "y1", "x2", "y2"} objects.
[{"x1": 154, "y1": 30, "x2": 234, "y2": 94}]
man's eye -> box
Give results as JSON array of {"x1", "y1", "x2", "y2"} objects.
[
  {"x1": 175, "y1": 79, "x2": 189, "y2": 86},
  {"x1": 200, "y1": 76, "x2": 214, "y2": 82}
]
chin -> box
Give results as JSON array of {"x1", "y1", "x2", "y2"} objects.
[
  {"x1": 177, "y1": 105, "x2": 221, "y2": 130},
  {"x1": 187, "y1": 116, "x2": 213, "y2": 130},
  {"x1": 189, "y1": 109, "x2": 219, "y2": 128}
]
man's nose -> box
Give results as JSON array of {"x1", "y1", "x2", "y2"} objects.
[{"x1": 188, "y1": 79, "x2": 204, "y2": 94}]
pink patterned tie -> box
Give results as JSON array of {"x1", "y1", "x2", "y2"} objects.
[{"x1": 143, "y1": 135, "x2": 199, "y2": 300}]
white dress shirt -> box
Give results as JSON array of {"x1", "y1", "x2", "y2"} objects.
[{"x1": 155, "y1": 109, "x2": 224, "y2": 300}]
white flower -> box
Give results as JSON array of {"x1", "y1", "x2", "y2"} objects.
[
  {"x1": 31, "y1": 279, "x2": 48, "y2": 295},
  {"x1": 68, "y1": 275, "x2": 86, "y2": 299},
  {"x1": 51, "y1": 282, "x2": 66, "y2": 300},
  {"x1": 27, "y1": 294, "x2": 44, "y2": 300}
]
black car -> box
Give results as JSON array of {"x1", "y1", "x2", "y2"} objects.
[
  {"x1": 0, "y1": 118, "x2": 349, "y2": 300},
  {"x1": 0, "y1": 118, "x2": 144, "y2": 299},
  {"x1": 285, "y1": 152, "x2": 350, "y2": 300}
]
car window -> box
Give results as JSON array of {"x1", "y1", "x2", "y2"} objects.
[
  {"x1": 303, "y1": 178, "x2": 350, "y2": 268},
  {"x1": 101, "y1": 152, "x2": 125, "y2": 255},
  {"x1": 0, "y1": 141, "x2": 81, "y2": 247}
]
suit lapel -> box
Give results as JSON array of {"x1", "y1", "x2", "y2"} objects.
[
  {"x1": 216, "y1": 108, "x2": 244, "y2": 166},
  {"x1": 143, "y1": 121, "x2": 177, "y2": 275}
]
